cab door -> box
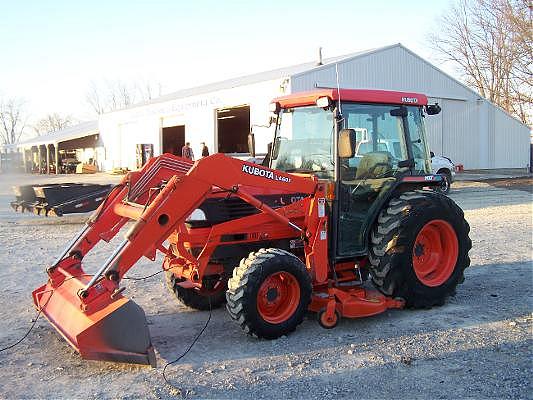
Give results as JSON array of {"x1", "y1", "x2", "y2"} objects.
[{"x1": 336, "y1": 103, "x2": 409, "y2": 256}]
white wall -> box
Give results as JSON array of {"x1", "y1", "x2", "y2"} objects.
[
  {"x1": 490, "y1": 104, "x2": 530, "y2": 169},
  {"x1": 441, "y1": 99, "x2": 480, "y2": 169},
  {"x1": 426, "y1": 97, "x2": 529, "y2": 169},
  {"x1": 98, "y1": 79, "x2": 285, "y2": 171},
  {"x1": 425, "y1": 97, "x2": 443, "y2": 156}
]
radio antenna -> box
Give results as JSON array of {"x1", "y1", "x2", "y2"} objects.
[{"x1": 335, "y1": 62, "x2": 343, "y2": 120}]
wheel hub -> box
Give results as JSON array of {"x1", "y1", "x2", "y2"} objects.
[
  {"x1": 414, "y1": 242, "x2": 425, "y2": 257},
  {"x1": 266, "y1": 287, "x2": 279, "y2": 302},
  {"x1": 412, "y1": 219, "x2": 459, "y2": 287},
  {"x1": 257, "y1": 271, "x2": 300, "y2": 324}
]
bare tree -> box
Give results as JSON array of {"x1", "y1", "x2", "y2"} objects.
[
  {"x1": 135, "y1": 80, "x2": 163, "y2": 101},
  {"x1": 86, "y1": 79, "x2": 163, "y2": 115},
  {"x1": 429, "y1": 0, "x2": 532, "y2": 125},
  {"x1": 32, "y1": 113, "x2": 74, "y2": 136},
  {"x1": 86, "y1": 81, "x2": 107, "y2": 115},
  {"x1": 0, "y1": 97, "x2": 28, "y2": 145}
]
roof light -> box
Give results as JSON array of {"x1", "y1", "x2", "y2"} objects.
[{"x1": 316, "y1": 96, "x2": 331, "y2": 108}]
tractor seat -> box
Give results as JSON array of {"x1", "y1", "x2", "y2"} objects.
[
  {"x1": 355, "y1": 151, "x2": 393, "y2": 180},
  {"x1": 342, "y1": 152, "x2": 396, "y2": 195}
]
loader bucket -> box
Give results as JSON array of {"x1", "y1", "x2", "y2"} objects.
[{"x1": 32, "y1": 276, "x2": 156, "y2": 367}]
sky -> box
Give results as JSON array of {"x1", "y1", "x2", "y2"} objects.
[{"x1": 0, "y1": 0, "x2": 456, "y2": 123}]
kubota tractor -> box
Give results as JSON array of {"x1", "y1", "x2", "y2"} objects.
[{"x1": 33, "y1": 88, "x2": 471, "y2": 366}]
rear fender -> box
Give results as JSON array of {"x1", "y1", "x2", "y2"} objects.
[{"x1": 357, "y1": 175, "x2": 443, "y2": 256}]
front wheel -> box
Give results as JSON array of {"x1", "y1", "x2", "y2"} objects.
[
  {"x1": 226, "y1": 248, "x2": 312, "y2": 339},
  {"x1": 369, "y1": 190, "x2": 471, "y2": 308}
]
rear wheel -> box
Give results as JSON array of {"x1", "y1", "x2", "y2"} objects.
[
  {"x1": 226, "y1": 248, "x2": 312, "y2": 339},
  {"x1": 165, "y1": 271, "x2": 227, "y2": 310},
  {"x1": 369, "y1": 190, "x2": 471, "y2": 308}
]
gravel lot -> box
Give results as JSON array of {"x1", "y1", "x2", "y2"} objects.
[{"x1": 0, "y1": 173, "x2": 531, "y2": 399}]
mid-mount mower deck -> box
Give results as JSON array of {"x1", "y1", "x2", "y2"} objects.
[{"x1": 33, "y1": 88, "x2": 471, "y2": 366}]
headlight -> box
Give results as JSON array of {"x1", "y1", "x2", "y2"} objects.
[{"x1": 186, "y1": 208, "x2": 207, "y2": 222}]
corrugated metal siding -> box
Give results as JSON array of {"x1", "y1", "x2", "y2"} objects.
[
  {"x1": 492, "y1": 105, "x2": 530, "y2": 168},
  {"x1": 425, "y1": 97, "x2": 443, "y2": 155},
  {"x1": 441, "y1": 99, "x2": 480, "y2": 169},
  {"x1": 291, "y1": 46, "x2": 476, "y2": 101},
  {"x1": 487, "y1": 104, "x2": 496, "y2": 168}
]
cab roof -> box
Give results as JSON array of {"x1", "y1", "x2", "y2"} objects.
[{"x1": 272, "y1": 88, "x2": 428, "y2": 108}]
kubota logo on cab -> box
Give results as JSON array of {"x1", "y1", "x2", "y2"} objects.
[
  {"x1": 401, "y1": 97, "x2": 418, "y2": 103},
  {"x1": 242, "y1": 165, "x2": 291, "y2": 183}
]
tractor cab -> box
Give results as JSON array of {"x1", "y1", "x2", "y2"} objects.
[{"x1": 268, "y1": 89, "x2": 441, "y2": 256}]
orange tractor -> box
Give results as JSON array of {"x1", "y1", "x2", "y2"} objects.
[{"x1": 33, "y1": 88, "x2": 471, "y2": 366}]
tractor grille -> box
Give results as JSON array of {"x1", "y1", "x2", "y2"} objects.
[
  {"x1": 223, "y1": 197, "x2": 259, "y2": 220},
  {"x1": 188, "y1": 193, "x2": 307, "y2": 228}
]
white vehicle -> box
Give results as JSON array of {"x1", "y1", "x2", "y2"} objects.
[{"x1": 430, "y1": 152, "x2": 455, "y2": 194}]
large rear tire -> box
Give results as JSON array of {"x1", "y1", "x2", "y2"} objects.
[
  {"x1": 226, "y1": 248, "x2": 312, "y2": 339},
  {"x1": 165, "y1": 271, "x2": 227, "y2": 311},
  {"x1": 369, "y1": 190, "x2": 471, "y2": 308}
]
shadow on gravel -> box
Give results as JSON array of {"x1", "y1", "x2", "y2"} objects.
[
  {"x1": 175, "y1": 338, "x2": 532, "y2": 400},
  {"x1": 150, "y1": 261, "x2": 531, "y2": 366},
  {"x1": 448, "y1": 188, "x2": 531, "y2": 211}
]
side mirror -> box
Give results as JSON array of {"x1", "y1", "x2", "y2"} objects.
[
  {"x1": 338, "y1": 128, "x2": 356, "y2": 158},
  {"x1": 430, "y1": 151, "x2": 435, "y2": 158},
  {"x1": 247, "y1": 133, "x2": 256, "y2": 157},
  {"x1": 426, "y1": 104, "x2": 441, "y2": 115},
  {"x1": 271, "y1": 137, "x2": 281, "y2": 160},
  {"x1": 390, "y1": 107, "x2": 408, "y2": 117},
  {"x1": 262, "y1": 142, "x2": 272, "y2": 166}
]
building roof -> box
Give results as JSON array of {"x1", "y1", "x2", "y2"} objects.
[
  {"x1": 115, "y1": 46, "x2": 385, "y2": 111},
  {"x1": 17, "y1": 120, "x2": 98, "y2": 147}
]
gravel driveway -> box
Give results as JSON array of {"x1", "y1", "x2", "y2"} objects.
[{"x1": 0, "y1": 174, "x2": 531, "y2": 399}]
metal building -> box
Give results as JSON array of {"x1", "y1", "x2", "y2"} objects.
[{"x1": 99, "y1": 43, "x2": 530, "y2": 171}]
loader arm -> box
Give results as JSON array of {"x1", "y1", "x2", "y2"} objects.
[
  {"x1": 33, "y1": 153, "x2": 321, "y2": 366},
  {"x1": 48, "y1": 154, "x2": 194, "y2": 270},
  {"x1": 86, "y1": 153, "x2": 318, "y2": 291}
]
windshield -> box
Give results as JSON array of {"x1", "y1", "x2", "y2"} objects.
[
  {"x1": 341, "y1": 103, "x2": 430, "y2": 175},
  {"x1": 270, "y1": 106, "x2": 334, "y2": 179}
]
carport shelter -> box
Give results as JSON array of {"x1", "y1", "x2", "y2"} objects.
[{"x1": 17, "y1": 121, "x2": 101, "y2": 174}]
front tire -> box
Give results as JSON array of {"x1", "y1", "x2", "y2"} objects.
[
  {"x1": 369, "y1": 190, "x2": 471, "y2": 308},
  {"x1": 226, "y1": 248, "x2": 312, "y2": 339}
]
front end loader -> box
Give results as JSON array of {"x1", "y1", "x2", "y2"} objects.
[{"x1": 33, "y1": 88, "x2": 471, "y2": 365}]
